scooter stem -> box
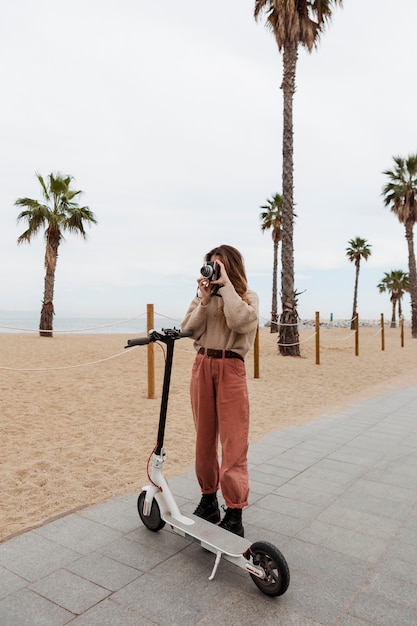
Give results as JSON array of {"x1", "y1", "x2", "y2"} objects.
[{"x1": 155, "y1": 336, "x2": 175, "y2": 455}]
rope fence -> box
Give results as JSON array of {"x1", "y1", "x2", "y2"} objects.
[{"x1": 0, "y1": 307, "x2": 409, "y2": 398}]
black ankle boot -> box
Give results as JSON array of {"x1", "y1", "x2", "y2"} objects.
[
  {"x1": 219, "y1": 507, "x2": 244, "y2": 537},
  {"x1": 193, "y1": 493, "x2": 220, "y2": 524}
]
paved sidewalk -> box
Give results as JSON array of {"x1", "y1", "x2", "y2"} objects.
[{"x1": 1, "y1": 385, "x2": 417, "y2": 625}]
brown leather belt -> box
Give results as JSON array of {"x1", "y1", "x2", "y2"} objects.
[{"x1": 198, "y1": 347, "x2": 244, "y2": 362}]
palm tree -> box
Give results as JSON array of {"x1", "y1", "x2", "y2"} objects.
[
  {"x1": 254, "y1": 0, "x2": 343, "y2": 356},
  {"x1": 346, "y1": 237, "x2": 372, "y2": 330},
  {"x1": 377, "y1": 270, "x2": 409, "y2": 328},
  {"x1": 15, "y1": 172, "x2": 97, "y2": 337},
  {"x1": 382, "y1": 154, "x2": 417, "y2": 338},
  {"x1": 259, "y1": 193, "x2": 283, "y2": 333}
]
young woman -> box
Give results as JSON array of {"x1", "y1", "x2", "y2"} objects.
[{"x1": 181, "y1": 245, "x2": 259, "y2": 537}]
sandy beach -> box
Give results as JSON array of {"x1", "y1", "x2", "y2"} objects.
[{"x1": 1, "y1": 325, "x2": 416, "y2": 541}]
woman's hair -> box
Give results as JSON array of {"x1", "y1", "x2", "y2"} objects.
[{"x1": 205, "y1": 244, "x2": 249, "y2": 301}]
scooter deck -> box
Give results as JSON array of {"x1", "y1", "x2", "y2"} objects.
[{"x1": 164, "y1": 513, "x2": 251, "y2": 556}]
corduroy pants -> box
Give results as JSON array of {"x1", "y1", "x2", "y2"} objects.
[{"x1": 190, "y1": 353, "x2": 249, "y2": 508}]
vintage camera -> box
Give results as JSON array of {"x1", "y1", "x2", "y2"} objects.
[{"x1": 200, "y1": 261, "x2": 220, "y2": 282}]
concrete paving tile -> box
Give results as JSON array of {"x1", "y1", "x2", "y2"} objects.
[
  {"x1": 283, "y1": 538, "x2": 370, "y2": 592},
  {"x1": 98, "y1": 535, "x2": 170, "y2": 571},
  {"x1": 384, "y1": 537, "x2": 417, "y2": 565},
  {"x1": 0, "y1": 566, "x2": 27, "y2": 599},
  {"x1": 243, "y1": 522, "x2": 290, "y2": 550},
  {"x1": 264, "y1": 452, "x2": 320, "y2": 473},
  {"x1": 256, "y1": 493, "x2": 321, "y2": 521},
  {"x1": 247, "y1": 441, "x2": 288, "y2": 463},
  {"x1": 250, "y1": 477, "x2": 283, "y2": 496},
  {"x1": 337, "y1": 615, "x2": 379, "y2": 625},
  {"x1": 348, "y1": 591, "x2": 417, "y2": 625},
  {"x1": 111, "y1": 571, "x2": 222, "y2": 626},
  {"x1": 345, "y1": 477, "x2": 417, "y2": 505},
  {"x1": 0, "y1": 531, "x2": 81, "y2": 582},
  {"x1": 252, "y1": 461, "x2": 298, "y2": 481},
  {"x1": 273, "y1": 481, "x2": 337, "y2": 508},
  {"x1": 336, "y1": 489, "x2": 414, "y2": 521},
  {"x1": 289, "y1": 464, "x2": 358, "y2": 491},
  {"x1": 197, "y1": 586, "x2": 322, "y2": 625},
  {"x1": 328, "y1": 447, "x2": 384, "y2": 467},
  {"x1": 283, "y1": 472, "x2": 347, "y2": 496},
  {"x1": 250, "y1": 465, "x2": 298, "y2": 488},
  {"x1": 67, "y1": 552, "x2": 143, "y2": 591},
  {"x1": 69, "y1": 598, "x2": 154, "y2": 624},
  {"x1": 78, "y1": 497, "x2": 141, "y2": 533},
  {"x1": 277, "y1": 568, "x2": 357, "y2": 625},
  {"x1": 244, "y1": 505, "x2": 306, "y2": 537},
  {"x1": 0, "y1": 587, "x2": 73, "y2": 625},
  {"x1": 375, "y1": 553, "x2": 417, "y2": 586},
  {"x1": 33, "y1": 513, "x2": 122, "y2": 554},
  {"x1": 316, "y1": 503, "x2": 401, "y2": 540},
  {"x1": 295, "y1": 520, "x2": 387, "y2": 563},
  {"x1": 29, "y1": 568, "x2": 110, "y2": 615},
  {"x1": 362, "y1": 570, "x2": 417, "y2": 610},
  {"x1": 364, "y1": 467, "x2": 417, "y2": 491}
]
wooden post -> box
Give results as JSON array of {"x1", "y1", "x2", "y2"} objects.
[
  {"x1": 355, "y1": 313, "x2": 359, "y2": 356},
  {"x1": 315, "y1": 311, "x2": 320, "y2": 365},
  {"x1": 254, "y1": 326, "x2": 260, "y2": 379},
  {"x1": 147, "y1": 303, "x2": 155, "y2": 399},
  {"x1": 401, "y1": 317, "x2": 404, "y2": 347},
  {"x1": 380, "y1": 313, "x2": 385, "y2": 351}
]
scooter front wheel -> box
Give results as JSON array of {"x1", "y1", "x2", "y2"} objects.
[
  {"x1": 249, "y1": 541, "x2": 290, "y2": 597},
  {"x1": 137, "y1": 491, "x2": 166, "y2": 532}
]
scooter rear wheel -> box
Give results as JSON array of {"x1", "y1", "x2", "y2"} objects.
[
  {"x1": 249, "y1": 541, "x2": 290, "y2": 596},
  {"x1": 137, "y1": 491, "x2": 166, "y2": 531}
]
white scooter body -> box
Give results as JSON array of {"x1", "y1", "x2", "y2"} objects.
[{"x1": 140, "y1": 449, "x2": 265, "y2": 582}]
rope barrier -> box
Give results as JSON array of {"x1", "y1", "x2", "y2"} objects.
[
  {"x1": 0, "y1": 348, "x2": 131, "y2": 372},
  {"x1": 0, "y1": 308, "x2": 408, "y2": 375}
]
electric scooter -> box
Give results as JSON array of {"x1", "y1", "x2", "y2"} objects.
[{"x1": 126, "y1": 328, "x2": 290, "y2": 597}]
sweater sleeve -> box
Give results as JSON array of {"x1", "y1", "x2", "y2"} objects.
[
  {"x1": 180, "y1": 297, "x2": 208, "y2": 338},
  {"x1": 220, "y1": 285, "x2": 259, "y2": 333}
]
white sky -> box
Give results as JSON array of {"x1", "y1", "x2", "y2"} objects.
[{"x1": 1, "y1": 0, "x2": 416, "y2": 324}]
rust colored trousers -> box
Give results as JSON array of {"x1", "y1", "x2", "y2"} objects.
[{"x1": 190, "y1": 353, "x2": 249, "y2": 508}]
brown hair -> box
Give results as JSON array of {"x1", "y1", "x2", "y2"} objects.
[{"x1": 205, "y1": 244, "x2": 250, "y2": 303}]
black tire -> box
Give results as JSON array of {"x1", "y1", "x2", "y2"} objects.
[
  {"x1": 248, "y1": 541, "x2": 290, "y2": 597},
  {"x1": 137, "y1": 491, "x2": 165, "y2": 531}
]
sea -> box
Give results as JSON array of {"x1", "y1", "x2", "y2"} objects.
[{"x1": 0, "y1": 311, "x2": 183, "y2": 335}]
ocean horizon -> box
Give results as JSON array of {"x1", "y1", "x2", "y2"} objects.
[
  {"x1": 0, "y1": 311, "x2": 184, "y2": 335},
  {"x1": 0, "y1": 310, "x2": 394, "y2": 335}
]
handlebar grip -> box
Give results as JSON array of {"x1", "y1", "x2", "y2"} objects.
[
  {"x1": 126, "y1": 336, "x2": 151, "y2": 347},
  {"x1": 126, "y1": 328, "x2": 193, "y2": 348},
  {"x1": 178, "y1": 329, "x2": 193, "y2": 338}
]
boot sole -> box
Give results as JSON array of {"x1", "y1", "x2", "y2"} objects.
[{"x1": 194, "y1": 510, "x2": 221, "y2": 524}]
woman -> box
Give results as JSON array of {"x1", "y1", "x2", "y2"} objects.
[{"x1": 181, "y1": 245, "x2": 259, "y2": 537}]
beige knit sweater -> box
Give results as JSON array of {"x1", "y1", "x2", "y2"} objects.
[{"x1": 181, "y1": 284, "x2": 259, "y2": 359}]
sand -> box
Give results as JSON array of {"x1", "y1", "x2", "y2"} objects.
[{"x1": 1, "y1": 325, "x2": 416, "y2": 541}]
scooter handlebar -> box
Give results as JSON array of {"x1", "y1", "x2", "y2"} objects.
[{"x1": 126, "y1": 328, "x2": 193, "y2": 347}]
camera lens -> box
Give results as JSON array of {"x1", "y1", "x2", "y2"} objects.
[{"x1": 200, "y1": 264, "x2": 214, "y2": 278}]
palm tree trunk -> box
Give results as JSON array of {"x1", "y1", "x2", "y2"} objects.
[
  {"x1": 278, "y1": 41, "x2": 300, "y2": 356},
  {"x1": 271, "y1": 239, "x2": 278, "y2": 333},
  {"x1": 405, "y1": 221, "x2": 417, "y2": 338},
  {"x1": 39, "y1": 233, "x2": 59, "y2": 337},
  {"x1": 350, "y1": 262, "x2": 360, "y2": 331},
  {"x1": 390, "y1": 297, "x2": 396, "y2": 328}
]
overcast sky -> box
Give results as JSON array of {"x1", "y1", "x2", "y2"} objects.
[{"x1": 1, "y1": 0, "x2": 416, "y2": 326}]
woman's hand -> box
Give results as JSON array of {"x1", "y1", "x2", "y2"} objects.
[
  {"x1": 211, "y1": 259, "x2": 231, "y2": 288},
  {"x1": 197, "y1": 277, "x2": 211, "y2": 305}
]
